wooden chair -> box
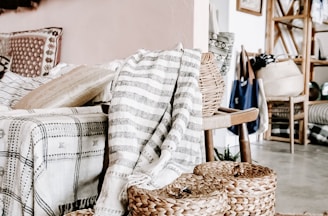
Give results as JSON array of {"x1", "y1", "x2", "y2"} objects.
[
  {"x1": 246, "y1": 49, "x2": 308, "y2": 154},
  {"x1": 263, "y1": 95, "x2": 308, "y2": 153},
  {"x1": 203, "y1": 107, "x2": 259, "y2": 163}
]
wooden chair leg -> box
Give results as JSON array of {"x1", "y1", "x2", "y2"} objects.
[
  {"x1": 289, "y1": 97, "x2": 295, "y2": 154},
  {"x1": 204, "y1": 129, "x2": 215, "y2": 162},
  {"x1": 204, "y1": 125, "x2": 253, "y2": 163},
  {"x1": 239, "y1": 123, "x2": 252, "y2": 163}
]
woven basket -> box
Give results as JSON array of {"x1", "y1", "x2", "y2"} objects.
[
  {"x1": 199, "y1": 52, "x2": 225, "y2": 117},
  {"x1": 194, "y1": 161, "x2": 277, "y2": 216},
  {"x1": 128, "y1": 173, "x2": 228, "y2": 216}
]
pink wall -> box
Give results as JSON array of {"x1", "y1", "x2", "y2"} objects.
[{"x1": 0, "y1": 0, "x2": 208, "y2": 65}]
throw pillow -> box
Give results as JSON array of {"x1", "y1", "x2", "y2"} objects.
[
  {"x1": 309, "y1": 103, "x2": 328, "y2": 125},
  {"x1": 13, "y1": 65, "x2": 117, "y2": 109},
  {"x1": 7, "y1": 27, "x2": 63, "y2": 77}
]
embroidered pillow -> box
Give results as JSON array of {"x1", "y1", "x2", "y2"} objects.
[{"x1": 7, "y1": 27, "x2": 63, "y2": 77}]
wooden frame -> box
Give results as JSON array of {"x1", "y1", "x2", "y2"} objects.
[{"x1": 237, "y1": 0, "x2": 262, "y2": 16}]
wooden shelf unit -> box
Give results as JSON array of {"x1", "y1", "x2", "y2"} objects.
[{"x1": 265, "y1": 0, "x2": 328, "y2": 146}]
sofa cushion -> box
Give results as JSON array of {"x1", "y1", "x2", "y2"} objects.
[
  {"x1": 6, "y1": 27, "x2": 63, "y2": 77},
  {"x1": 13, "y1": 65, "x2": 117, "y2": 109}
]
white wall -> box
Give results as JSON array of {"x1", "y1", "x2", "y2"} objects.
[
  {"x1": 210, "y1": 0, "x2": 267, "y2": 151},
  {"x1": 0, "y1": 0, "x2": 209, "y2": 65}
]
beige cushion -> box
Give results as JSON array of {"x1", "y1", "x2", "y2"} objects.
[
  {"x1": 13, "y1": 65, "x2": 116, "y2": 109},
  {"x1": 257, "y1": 60, "x2": 304, "y2": 97}
]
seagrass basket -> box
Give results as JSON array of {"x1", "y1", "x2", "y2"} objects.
[
  {"x1": 127, "y1": 173, "x2": 228, "y2": 216},
  {"x1": 199, "y1": 52, "x2": 225, "y2": 117},
  {"x1": 194, "y1": 161, "x2": 277, "y2": 216}
]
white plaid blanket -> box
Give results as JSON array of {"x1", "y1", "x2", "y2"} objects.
[
  {"x1": 94, "y1": 48, "x2": 204, "y2": 215},
  {"x1": 0, "y1": 106, "x2": 108, "y2": 215}
]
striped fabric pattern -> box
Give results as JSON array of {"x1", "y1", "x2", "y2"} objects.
[
  {"x1": 309, "y1": 103, "x2": 328, "y2": 125},
  {"x1": 94, "y1": 48, "x2": 204, "y2": 215}
]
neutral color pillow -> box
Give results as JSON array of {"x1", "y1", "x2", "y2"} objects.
[
  {"x1": 6, "y1": 27, "x2": 63, "y2": 77},
  {"x1": 309, "y1": 103, "x2": 328, "y2": 125},
  {"x1": 13, "y1": 65, "x2": 116, "y2": 109},
  {"x1": 0, "y1": 70, "x2": 60, "y2": 107}
]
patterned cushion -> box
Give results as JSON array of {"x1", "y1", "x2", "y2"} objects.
[{"x1": 7, "y1": 27, "x2": 63, "y2": 77}]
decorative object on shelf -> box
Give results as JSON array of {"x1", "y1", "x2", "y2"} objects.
[
  {"x1": 236, "y1": 0, "x2": 263, "y2": 16},
  {"x1": 199, "y1": 52, "x2": 225, "y2": 117},
  {"x1": 321, "y1": 82, "x2": 328, "y2": 100},
  {"x1": 208, "y1": 3, "x2": 235, "y2": 76},
  {"x1": 309, "y1": 81, "x2": 321, "y2": 101}
]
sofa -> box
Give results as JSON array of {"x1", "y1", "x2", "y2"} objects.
[{"x1": 0, "y1": 27, "x2": 205, "y2": 216}]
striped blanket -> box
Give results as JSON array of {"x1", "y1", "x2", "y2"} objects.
[
  {"x1": 0, "y1": 106, "x2": 108, "y2": 215},
  {"x1": 94, "y1": 48, "x2": 205, "y2": 215}
]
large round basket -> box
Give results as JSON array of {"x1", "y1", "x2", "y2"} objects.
[
  {"x1": 194, "y1": 161, "x2": 277, "y2": 216},
  {"x1": 199, "y1": 52, "x2": 225, "y2": 117},
  {"x1": 127, "y1": 173, "x2": 228, "y2": 216}
]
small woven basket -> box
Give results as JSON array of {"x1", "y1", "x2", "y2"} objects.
[
  {"x1": 194, "y1": 161, "x2": 277, "y2": 216},
  {"x1": 128, "y1": 173, "x2": 228, "y2": 216},
  {"x1": 199, "y1": 52, "x2": 225, "y2": 117}
]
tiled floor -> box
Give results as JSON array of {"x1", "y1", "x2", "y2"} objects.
[{"x1": 249, "y1": 140, "x2": 328, "y2": 214}]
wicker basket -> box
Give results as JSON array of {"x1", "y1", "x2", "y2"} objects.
[
  {"x1": 199, "y1": 52, "x2": 225, "y2": 117},
  {"x1": 194, "y1": 161, "x2": 277, "y2": 216},
  {"x1": 127, "y1": 173, "x2": 228, "y2": 216}
]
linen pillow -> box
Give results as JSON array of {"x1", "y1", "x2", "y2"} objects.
[
  {"x1": 7, "y1": 27, "x2": 63, "y2": 77},
  {"x1": 309, "y1": 103, "x2": 328, "y2": 125},
  {"x1": 0, "y1": 63, "x2": 77, "y2": 107},
  {"x1": 0, "y1": 70, "x2": 61, "y2": 107},
  {"x1": 13, "y1": 65, "x2": 117, "y2": 109}
]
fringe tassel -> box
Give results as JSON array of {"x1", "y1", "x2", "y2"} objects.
[{"x1": 59, "y1": 196, "x2": 98, "y2": 215}]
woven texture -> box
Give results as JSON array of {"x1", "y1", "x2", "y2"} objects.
[
  {"x1": 194, "y1": 161, "x2": 277, "y2": 216},
  {"x1": 64, "y1": 208, "x2": 94, "y2": 216},
  {"x1": 270, "y1": 102, "x2": 303, "y2": 119},
  {"x1": 127, "y1": 173, "x2": 228, "y2": 216},
  {"x1": 199, "y1": 52, "x2": 225, "y2": 117}
]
